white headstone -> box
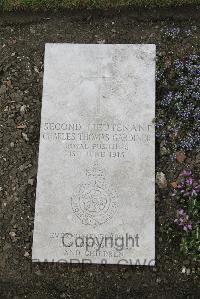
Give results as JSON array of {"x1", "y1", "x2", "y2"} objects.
[{"x1": 32, "y1": 44, "x2": 155, "y2": 266}]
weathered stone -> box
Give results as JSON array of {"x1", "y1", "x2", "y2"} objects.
[
  {"x1": 32, "y1": 44, "x2": 155, "y2": 266},
  {"x1": 156, "y1": 172, "x2": 167, "y2": 189}
]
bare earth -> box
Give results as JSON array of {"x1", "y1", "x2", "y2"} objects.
[{"x1": 0, "y1": 7, "x2": 199, "y2": 299}]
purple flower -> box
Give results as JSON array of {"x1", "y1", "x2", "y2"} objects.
[
  {"x1": 175, "y1": 207, "x2": 193, "y2": 233},
  {"x1": 177, "y1": 184, "x2": 183, "y2": 189},
  {"x1": 186, "y1": 178, "x2": 193, "y2": 185},
  {"x1": 181, "y1": 170, "x2": 192, "y2": 176},
  {"x1": 183, "y1": 223, "x2": 192, "y2": 232}
]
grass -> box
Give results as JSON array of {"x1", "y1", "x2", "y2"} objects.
[{"x1": 1, "y1": 0, "x2": 200, "y2": 11}]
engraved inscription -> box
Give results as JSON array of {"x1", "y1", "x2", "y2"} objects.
[{"x1": 41, "y1": 121, "x2": 154, "y2": 159}]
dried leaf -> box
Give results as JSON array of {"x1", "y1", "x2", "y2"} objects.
[
  {"x1": 176, "y1": 151, "x2": 186, "y2": 163},
  {"x1": 171, "y1": 181, "x2": 177, "y2": 189},
  {"x1": 16, "y1": 124, "x2": 26, "y2": 129}
]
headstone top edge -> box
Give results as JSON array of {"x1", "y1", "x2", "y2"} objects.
[{"x1": 45, "y1": 43, "x2": 156, "y2": 49}]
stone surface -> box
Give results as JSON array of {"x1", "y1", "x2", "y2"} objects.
[
  {"x1": 32, "y1": 44, "x2": 155, "y2": 265},
  {"x1": 156, "y1": 172, "x2": 168, "y2": 189}
]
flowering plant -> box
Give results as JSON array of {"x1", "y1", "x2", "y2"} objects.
[
  {"x1": 156, "y1": 54, "x2": 200, "y2": 153},
  {"x1": 172, "y1": 170, "x2": 200, "y2": 258}
]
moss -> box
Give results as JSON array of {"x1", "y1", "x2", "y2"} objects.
[{"x1": 2, "y1": 0, "x2": 200, "y2": 11}]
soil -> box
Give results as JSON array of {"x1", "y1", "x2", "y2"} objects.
[{"x1": 0, "y1": 7, "x2": 200, "y2": 299}]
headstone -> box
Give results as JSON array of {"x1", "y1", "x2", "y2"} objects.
[{"x1": 32, "y1": 44, "x2": 155, "y2": 266}]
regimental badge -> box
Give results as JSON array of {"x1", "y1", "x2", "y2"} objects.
[{"x1": 71, "y1": 162, "x2": 118, "y2": 226}]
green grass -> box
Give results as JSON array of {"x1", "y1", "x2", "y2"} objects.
[{"x1": 1, "y1": 0, "x2": 200, "y2": 11}]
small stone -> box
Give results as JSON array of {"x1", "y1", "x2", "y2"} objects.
[
  {"x1": 20, "y1": 105, "x2": 26, "y2": 115},
  {"x1": 30, "y1": 27, "x2": 36, "y2": 34},
  {"x1": 10, "y1": 142, "x2": 14, "y2": 147},
  {"x1": 28, "y1": 178, "x2": 34, "y2": 186},
  {"x1": 156, "y1": 277, "x2": 161, "y2": 283},
  {"x1": 19, "y1": 165, "x2": 25, "y2": 171},
  {"x1": 186, "y1": 268, "x2": 190, "y2": 275},
  {"x1": 24, "y1": 251, "x2": 30, "y2": 257},
  {"x1": 182, "y1": 266, "x2": 186, "y2": 273},
  {"x1": 16, "y1": 123, "x2": 27, "y2": 129},
  {"x1": 97, "y1": 39, "x2": 106, "y2": 44},
  {"x1": 160, "y1": 141, "x2": 168, "y2": 156},
  {"x1": 34, "y1": 66, "x2": 39, "y2": 73},
  {"x1": 22, "y1": 132, "x2": 29, "y2": 141},
  {"x1": 9, "y1": 231, "x2": 16, "y2": 238},
  {"x1": 156, "y1": 172, "x2": 167, "y2": 189}
]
